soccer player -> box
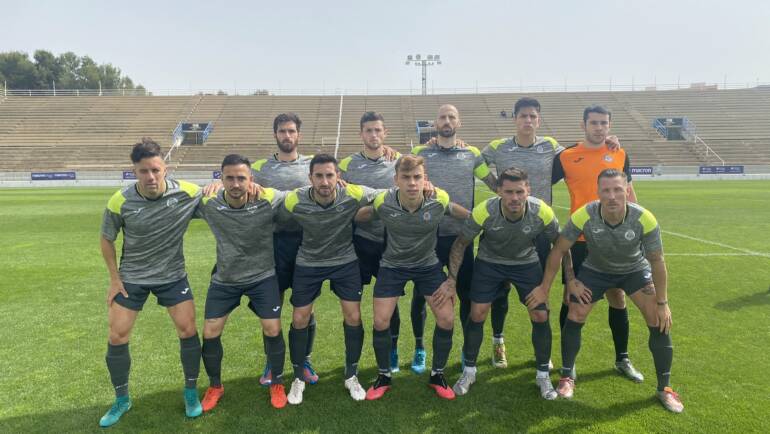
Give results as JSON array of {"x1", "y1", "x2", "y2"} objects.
[
  {"x1": 357, "y1": 155, "x2": 471, "y2": 401},
  {"x1": 481, "y1": 97, "x2": 562, "y2": 367},
  {"x1": 278, "y1": 154, "x2": 380, "y2": 404},
  {"x1": 412, "y1": 104, "x2": 496, "y2": 367},
  {"x1": 482, "y1": 97, "x2": 621, "y2": 367},
  {"x1": 196, "y1": 154, "x2": 288, "y2": 411},
  {"x1": 441, "y1": 167, "x2": 567, "y2": 400},
  {"x1": 552, "y1": 105, "x2": 643, "y2": 381},
  {"x1": 203, "y1": 113, "x2": 318, "y2": 386},
  {"x1": 99, "y1": 138, "x2": 203, "y2": 427},
  {"x1": 339, "y1": 111, "x2": 410, "y2": 373},
  {"x1": 537, "y1": 169, "x2": 683, "y2": 413}
]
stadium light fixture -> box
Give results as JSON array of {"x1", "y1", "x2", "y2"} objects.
[{"x1": 404, "y1": 53, "x2": 442, "y2": 95}]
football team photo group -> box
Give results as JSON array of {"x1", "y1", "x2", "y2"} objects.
[{"x1": 97, "y1": 100, "x2": 684, "y2": 428}]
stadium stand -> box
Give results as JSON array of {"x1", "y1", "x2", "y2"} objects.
[{"x1": 0, "y1": 88, "x2": 768, "y2": 171}]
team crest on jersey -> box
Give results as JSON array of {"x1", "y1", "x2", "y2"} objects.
[
  {"x1": 522, "y1": 225, "x2": 532, "y2": 234},
  {"x1": 336, "y1": 205, "x2": 345, "y2": 213},
  {"x1": 603, "y1": 154, "x2": 613, "y2": 162},
  {"x1": 536, "y1": 145, "x2": 545, "y2": 153},
  {"x1": 624, "y1": 229, "x2": 635, "y2": 240},
  {"x1": 456, "y1": 153, "x2": 468, "y2": 160},
  {"x1": 166, "y1": 197, "x2": 179, "y2": 207},
  {"x1": 423, "y1": 211, "x2": 432, "y2": 221}
]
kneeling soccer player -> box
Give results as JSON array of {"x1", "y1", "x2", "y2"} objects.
[
  {"x1": 356, "y1": 154, "x2": 471, "y2": 401},
  {"x1": 539, "y1": 168, "x2": 683, "y2": 413},
  {"x1": 196, "y1": 154, "x2": 288, "y2": 411}
]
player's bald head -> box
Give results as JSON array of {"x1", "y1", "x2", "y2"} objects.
[{"x1": 437, "y1": 104, "x2": 459, "y2": 118}]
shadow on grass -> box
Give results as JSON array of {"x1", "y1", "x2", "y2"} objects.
[
  {"x1": 713, "y1": 289, "x2": 770, "y2": 311},
  {"x1": 0, "y1": 363, "x2": 660, "y2": 433}
]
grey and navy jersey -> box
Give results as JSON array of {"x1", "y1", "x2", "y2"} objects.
[
  {"x1": 412, "y1": 144, "x2": 490, "y2": 236},
  {"x1": 339, "y1": 152, "x2": 400, "y2": 242},
  {"x1": 483, "y1": 136, "x2": 564, "y2": 204},
  {"x1": 280, "y1": 184, "x2": 379, "y2": 267},
  {"x1": 196, "y1": 188, "x2": 285, "y2": 286},
  {"x1": 372, "y1": 187, "x2": 450, "y2": 268},
  {"x1": 461, "y1": 196, "x2": 559, "y2": 266},
  {"x1": 251, "y1": 154, "x2": 312, "y2": 232},
  {"x1": 561, "y1": 201, "x2": 663, "y2": 274},
  {"x1": 101, "y1": 178, "x2": 202, "y2": 285}
]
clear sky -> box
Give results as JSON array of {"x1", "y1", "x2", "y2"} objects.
[{"x1": 3, "y1": 0, "x2": 769, "y2": 93}]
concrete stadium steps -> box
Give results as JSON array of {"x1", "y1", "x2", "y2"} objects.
[{"x1": 1, "y1": 88, "x2": 769, "y2": 170}]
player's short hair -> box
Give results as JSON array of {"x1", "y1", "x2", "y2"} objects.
[
  {"x1": 360, "y1": 111, "x2": 386, "y2": 130},
  {"x1": 597, "y1": 168, "x2": 626, "y2": 184},
  {"x1": 395, "y1": 154, "x2": 425, "y2": 174},
  {"x1": 583, "y1": 105, "x2": 612, "y2": 122},
  {"x1": 130, "y1": 137, "x2": 162, "y2": 163},
  {"x1": 221, "y1": 154, "x2": 251, "y2": 170},
  {"x1": 513, "y1": 97, "x2": 541, "y2": 116},
  {"x1": 497, "y1": 167, "x2": 529, "y2": 187},
  {"x1": 309, "y1": 153, "x2": 338, "y2": 174},
  {"x1": 273, "y1": 113, "x2": 302, "y2": 133}
]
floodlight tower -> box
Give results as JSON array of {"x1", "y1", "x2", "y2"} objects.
[{"x1": 405, "y1": 54, "x2": 442, "y2": 95}]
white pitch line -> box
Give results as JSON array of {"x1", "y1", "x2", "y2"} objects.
[
  {"x1": 552, "y1": 204, "x2": 770, "y2": 258},
  {"x1": 661, "y1": 230, "x2": 770, "y2": 258},
  {"x1": 665, "y1": 253, "x2": 758, "y2": 257}
]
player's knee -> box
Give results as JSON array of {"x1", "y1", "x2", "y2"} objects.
[
  {"x1": 605, "y1": 288, "x2": 626, "y2": 308},
  {"x1": 470, "y1": 304, "x2": 490, "y2": 323},
  {"x1": 435, "y1": 310, "x2": 454, "y2": 329},
  {"x1": 343, "y1": 309, "x2": 361, "y2": 326},
  {"x1": 203, "y1": 318, "x2": 224, "y2": 338},
  {"x1": 567, "y1": 304, "x2": 589, "y2": 322},
  {"x1": 373, "y1": 315, "x2": 390, "y2": 331},
  {"x1": 292, "y1": 310, "x2": 311, "y2": 328},
  {"x1": 529, "y1": 309, "x2": 548, "y2": 323},
  {"x1": 262, "y1": 320, "x2": 281, "y2": 337},
  {"x1": 108, "y1": 329, "x2": 131, "y2": 345},
  {"x1": 177, "y1": 322, "x2": 198, "y2": 338}
]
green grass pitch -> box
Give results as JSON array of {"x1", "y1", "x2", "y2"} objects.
[{"x1": 0, "y1": 180, "x2": 768, "y2": 433}]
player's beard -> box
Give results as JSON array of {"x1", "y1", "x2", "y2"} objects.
[
  {"x1": 276, "y1": 139, "x2": 297, "y2": 153},
  {"x1": 438, "y1": 126, "x2": 456, "y2": 138}
]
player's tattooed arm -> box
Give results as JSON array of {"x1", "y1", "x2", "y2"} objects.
[
  {"x1": 446, "y1": 236, "x2": 472, "y2": 282},
  {"x1": 562, "y1": 248, "x2": 576, "y2": 282},
  {"x1": 101, "y1": 237, "x2": 128, "y2": 305},
  {"x1": 646, "y1": 249, "x2": 672, "y2": 333},
  {"x1": 447, "y1": 202, "x2": 471, "y2": 220},
  {"x1": 433, "y1": 236, "x2": 472, "y2": 306},
  {"x1": 354, "y1": 206, "x2": 375, "y2": 223},
  {"x1": 481, "y1": 173, "x2": 498, "y2": 192}
]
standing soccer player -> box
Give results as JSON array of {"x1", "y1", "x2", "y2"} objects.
[
  {"x1": 538, "y1": 169, "x2": 683, "y2": 413},
  {"x1": 196, "y1": 154, "x2": 288, "y2": 411},
  {"x1": 340, "y1": 111, "x2": 417, "y2": 374},
  {"x1": 99, "y1": 138, "x2": 203, "y2": 427},
  {"x1": 357, "y1": 155, "x2": 471, "y2": 401},
  {"x1": 440, "y1": 168, "x2": 567, "y2": 400},
  {"x1": 481, "y1": 97, "x2": 563, "y2": 367},
  {"x1": 552, "y1": 105, "x2": 643, "y2": 382},
  {"x1": 412, "y1": 104, "x2": 496, "y2": 367},
  {"x1": 278, "y1": 154, "x2": 380, "y2": 404}
]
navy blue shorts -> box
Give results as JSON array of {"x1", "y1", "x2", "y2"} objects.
[
  {"x1": 374, "y1": 262, "x2": 446, "y2": 298},
  {"x1": 574, "y1": 267, "x2": 653, "y2": 304},
  {"x1": 205, "y1": 275, "x2": 282, "y2": 319},
  {"x1": 116, "y1": 277, "x2": 193, "y2": 311},
  {"x1": 471, "y1": 259, "x2": 546, "y2": 310},
  {"x1": 353, "y1": 235, "x2": 385, "y2": 285},
  {"x1": 274, "y1": 230, "x2": 302, "y2": 292},
  {"x1": 291, "y1": 260, "x2": 363, "y2": 307}
]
